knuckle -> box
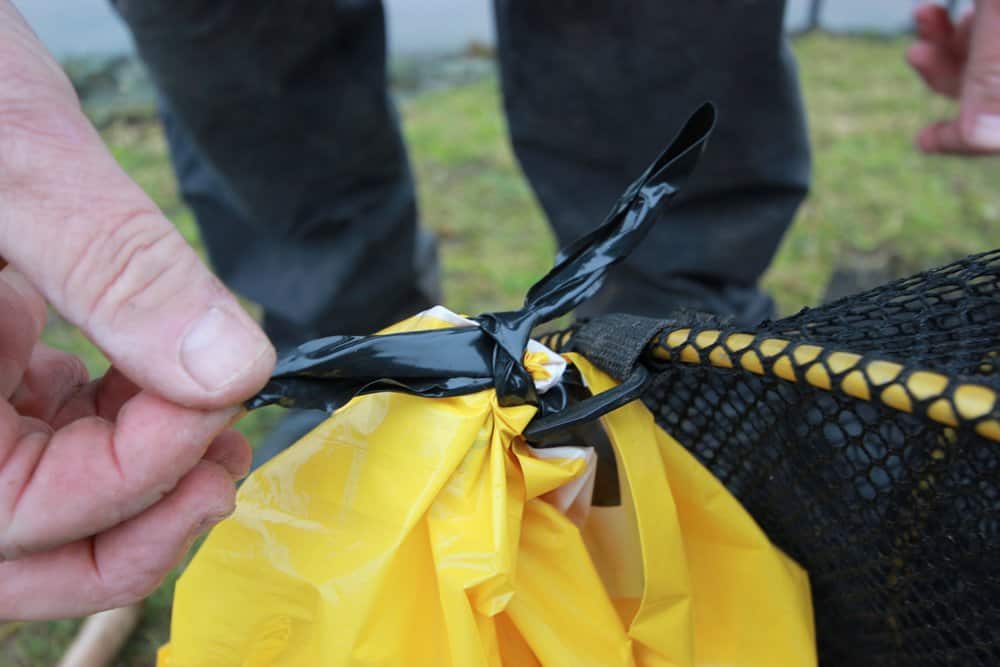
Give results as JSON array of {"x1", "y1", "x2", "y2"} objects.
[
  {"x1": 16, "y1": 353, "x2": 92, "y2": 422},
  {"x1": 29, "y1": 347, "x2": 90, "y2": 392},
  {"x1": 59, "y1": 353, "x2": 91, "y2": 387},
  {"x1": 47, "y1": 350, "x2": 90, "y2": 389},
  {"x1": 61, "y1": 211, "x2": 192, "y2": 329}
]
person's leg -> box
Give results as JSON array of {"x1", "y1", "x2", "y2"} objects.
[
  {"x1": 493, "y1": 0, "x2": 810, "y2": 326},
  {"x1": 112, "y1": 0, "x2": 440, "y2": 352}
]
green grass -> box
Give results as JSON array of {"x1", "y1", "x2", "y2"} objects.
[
  {"x1": 765, "y1": 35, "x2": 999, "y2": 309},
  {"x1": 403, "y1": 79, "x2": 556, "y2": 314},
  {"x1": 3, "y1": 33, "x2": 999, "y2": 666}
]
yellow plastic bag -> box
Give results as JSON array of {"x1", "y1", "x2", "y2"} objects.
[{"x1": 158, "y1": 308, "x2": 814, "y2": 667}]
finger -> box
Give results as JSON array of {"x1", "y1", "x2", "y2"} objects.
[
  {"x1": 0, "y1": 267, "x2": 47, "y2": 398},
  {"x1": 0, "y1": 392, "x2": 239, "y2": 558},
  {"x1": 0, "y1": 1, "x2": 274, "y2": 409},
  {"x1": 906, "y1": 41, "x2": 963, "y2": 98},
  {"x1": 918, "y1": 119, "x2": 963, "y2": 153},
  {"x1": 954, "y1": 0, "x2": 1000, "y2": 152},
  {"x1": 914, "y1": 3, "x2": 954, "y2": 44},
  {"x1": 42, "y1": 366, "x2": 142, "y2": 430},
  {"x1": 0, "y1": 458, "x2": 235, "y2": 620},
  {"x1": 202, "y1": 427, "x2": 253, "y2": 481},
  {"x1": 917, "y1": 118, "x2": 998, "y2": 154},
  {"x1": 9, "y1": 343, "x2": 89, "y2": 424},
  {"x1": 39, "y1": 383, "x2": 250, "y2": 480},
  {"x1": 93, "y1": 367, "x2": 140, "y2": 421},
  {"x1": 951, "y1": 9, "x2": 976, "y2": 61}
]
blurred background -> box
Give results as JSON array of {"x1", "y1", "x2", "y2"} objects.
[
  {"x1": 2, "y1": 0, "x2": 998, "y2": 664},
  {"x1": 10, "y1": 0, "x2": 982, "y2": 55}
]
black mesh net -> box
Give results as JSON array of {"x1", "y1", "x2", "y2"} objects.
[{"x1": 559, "y1": 249, "x2": 1000, "y2": 666}]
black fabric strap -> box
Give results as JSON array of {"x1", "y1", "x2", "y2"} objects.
[{"x1": 571, "y1": 314, "x2": 674, "y2": 381}]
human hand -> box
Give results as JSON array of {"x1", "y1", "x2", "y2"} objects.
[
  {"x1": 0, "y1": 1, "x2": 275, "y2": 619},
  {"x1": 907, "y1": 1, "x2": 1000, "y2": 154}
]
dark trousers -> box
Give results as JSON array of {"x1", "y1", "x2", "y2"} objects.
[{"x1": 113, "y1": 0, "x2": 810, "y2": 350}]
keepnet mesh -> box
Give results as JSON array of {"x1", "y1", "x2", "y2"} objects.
[{"x1": 554, "y1": 249, "x2": 1000, "y2": 666}]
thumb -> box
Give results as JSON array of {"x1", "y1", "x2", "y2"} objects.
[
  {"x1": 960, "y1": 0, "x2": 1000, "y2": 149},
  {"x1": 0, "y1": 1, "x2": 275, "y2": 407}
]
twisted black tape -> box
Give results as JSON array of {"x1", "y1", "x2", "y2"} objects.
[{"x1": 246, "y1": 104, "x2": 716, "y2": 435}]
